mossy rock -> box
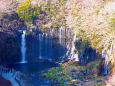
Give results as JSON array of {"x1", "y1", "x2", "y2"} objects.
[{"x1": 87, "y1": 60, "x2": 101, "y2": 75}]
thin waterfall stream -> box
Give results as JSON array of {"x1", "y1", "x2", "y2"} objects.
[
  {"x1": 39, "y1": 34, "x2": 42, "y2": 59},
  {"x1": 102, "y1": 44, "x2": 113, "y2": 75},
  {"x1": 21, "y1": 30, "x2": 27, "y2": 63}
]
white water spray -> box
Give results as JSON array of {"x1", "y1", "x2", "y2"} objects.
[
  {"x1": 59, "y1": 27, "x2": 62, "y2": 44},
  {"x1": 102, "y1": 44, "x2": 113, "y2": 75},
  {"x1": 21, "y1": 30, "x2": 27, "y2": 63},
  {"x1": 68, "y1": 32, "x2": 79, "y2": 61}
]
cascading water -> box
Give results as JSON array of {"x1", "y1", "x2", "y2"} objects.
[
  {"x1": 104, "y1": 52, "x2": 108, "y2": 75},
  {"x1": 68, "y1": 32, "x2": 79, "y2": 61},
  {"x1": 49, "y1": 29, "x2": 54, "y2": 60},
  {"x1": 58, "y1": 27, "x2": 65, "y2": 60},
  {"x1": 49, "y1": 36, "x2": 53, "y2": 61},
  {"x1": 38, "y1": 32, "x2": 53, "y2": 60},
  {"x1": 36, "y1": 27, "x2": 76, "y2": 61},
  {"x1": 45, "y1": 33, "x2": 48, "y2": 59},
  {"x1": 102, "y1": 44, "x2": 113, "y2": 75},
  {"x1": 59, "y1": 27, "x2": 62, "y2": 44},
  {"x1": 102, "y1": 46, "x2": 108, "y2": 75},
  {"x1": 21, "y1": 30, "x2": 27, "y2": 63},
  {"x1": 39, "y1": 34, "x2": 42, "y2": 59},
  {"x1": 105, "y1": 44, "x2": 112, "y2": 74},
  {"x1": 101, "y1": 47, "x2": 106, "y2": 59}
]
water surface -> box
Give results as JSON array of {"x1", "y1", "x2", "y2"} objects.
[{"x1": 6, "y1": 60, "x2": 59, "y2": 73}]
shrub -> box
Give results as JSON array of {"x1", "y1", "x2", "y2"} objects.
[
  {"x1": 110, "y1": 16, "x2": 115, "y2": 30},
  {"x1": 17, "y1": 0, "x2": 40, "y2": 23}
]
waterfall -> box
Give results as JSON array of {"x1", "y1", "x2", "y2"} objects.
[
  {"x1": 49, "y1": 36, "x2": 53, "y2": 60},
  {"x1": 68, "y1": 32, "x2": 79, "y2": 61},
  {"x1": 104, "y1": 51, "x2": 109, "y2": 75},
  {"x1": 101, "y1": 47, "x2": 106, "y2": 59},
  {"x1": 59, "y1": 27, "x2": 62, "y2": 44},
  {"x1": 39, "y1": 34, "x2": 42, "y2": 59},
  {"x1": 21, "y1": 30, "x2": 27, "y2": 63},
  {"x1": 102, "y1": 44, "x2": 113, "y2": 75},
  {"x1": 36, "y1": 27, "x2": 79, "y2": 61},
  {"x1": 49, "y1": 29, "x2": 54, "y2": 61},
  {"x1": 105, "y1": 44, "x2": 113, "y2": 74},
  {"x1": 58, "y1": 28, "x2": 79, "y2": 62},
  {"x1": 45, "y1": 33, "x2": 48, "y2": 59},
  {"x1": 50, "y1": 29, "x2": 54, "y2": 60},
  {"x1": 101, "y1": 46, "x2": 108, "y2": 75},
  {"x1": 38, "y1": 32, "x2": 53, "y2": 60}
]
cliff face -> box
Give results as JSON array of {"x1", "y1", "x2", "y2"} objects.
[
  {"x1": 0, "y1": 8, "x2": 72, "y2": 63},
  {"x1": 0, "y1": 0, "x2": 115, "y2": 73},
  {"x1": 0, "y1": 8, "x2": 25, "y2": 63},
  {"x1": 0, "y1": 32, "x2": 20, "y2": 64},
  {"x1": 65, "y1": 0, "x2": 115, "y2": 72}
]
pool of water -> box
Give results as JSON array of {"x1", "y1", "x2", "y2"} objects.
[
  {"x1": 0, "y1": 60, "x2": 59, "y2": 86},
  {"x1": 6, "y1": 60, "x2": 59, "y2": 73}
]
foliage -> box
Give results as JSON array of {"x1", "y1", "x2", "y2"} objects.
[
  {"x1": 109, "y1": 16, "x2": 115, "y2": 30},
  {"x1": 75, "y1": 31, "x2": 90, "y2": 54},
  {"x1": 40, "y1": 0, "x2": 67, "y2": 28},
  {"x1": 94, "y1": 9, "x2": 100, "y2": 15},
  {"x1": 17, "y1": 0, "x2": 40, "y2": 23},
  {"x1": 41, "y1": 67, "x2": 71, "y2": 85},
  {"x1": 40, "y1": 64, "x2": 107, "y2": 86},
  {"x1": 91, "y1": 34, "x2": 100, "y2": 48}
]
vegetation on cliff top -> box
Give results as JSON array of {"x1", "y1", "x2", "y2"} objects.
[{"x1": 17, "y1": 0, "x2": 40, "y2": 24}]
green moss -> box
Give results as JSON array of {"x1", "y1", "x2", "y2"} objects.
[
  {"x1": 59, "y1": 0, "x2": 64, "y2": 5},
  {"x1": 41, "y1": 67, "x2": 71, "y2": 85},
  {"x1": 79, "y1": 66, "x2": 87, "y2": 72},
  {"x1": 42, "y1": 25, "x2": 46, "y2": 29},
  {"x1": 40, "y1": 63, "x2": 108, "y2": 86}
]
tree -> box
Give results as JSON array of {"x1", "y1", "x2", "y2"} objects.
[{"x1": 17, "y1": 0, "x2": 40, "y2": 22}]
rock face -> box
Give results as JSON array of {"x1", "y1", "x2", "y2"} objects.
[
  {"x1": 0, "y1": 12, "x2": 74, "y2": 64},
  {"x1": 79, "y1": 47, "x2": 98, "y2": 65},
  {"x1": 0, "y1": 12, "x2": 25, "y2": 64},
  {"x1": 0, "y1": 32, "x2": 20, "y2": 64}
]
